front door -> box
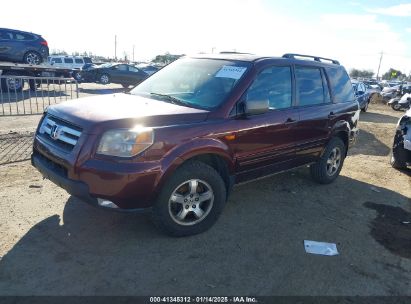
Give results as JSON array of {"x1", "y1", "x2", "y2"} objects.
[{"x1": 224, "y1": 65, "x2": 300, "y2": 182}]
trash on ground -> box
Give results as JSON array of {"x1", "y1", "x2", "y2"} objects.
[{"x1": 304, "y1": 240, "x2": 339, "y2": 256}]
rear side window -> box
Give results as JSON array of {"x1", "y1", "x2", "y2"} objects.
[
  {"x1": 326, "y1": 67, "x2": 355, "y2": 102},
  {"x1": 246, "y1": 66, "x2": 292, "y2": 110},
  {"x1": 295, "y1": 66, "x2": 324, "y2": 106},
  {"x1": 83, "y1": 57, "x2": 92, "y2": 64},
  {"x1": 64, "y1": 58, "x2": 73, "y2": 64},
  {"x1": 0, "y1": 30, "x2": 13, "y2": 40},
  {"x1": 15, "y1": 33, "x2": 34, "y2": 40},
  {"x1": 75, "y1": 59, "x2": 83, "y2": 64}
]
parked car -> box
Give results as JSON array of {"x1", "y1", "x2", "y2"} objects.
[
  {"x1": 351, "y1": 80, "x2": 370, "y2": 111},
  {"x1": 31, "y1": 53, "x2": 359, "y2": 236},
  {"x1": 390, "y1": 108, "x2": 411, "y2": 169},
  {"x1": 0, "y1": 28, "x2": 49, "y2": 64},
  {"x1": 137, "y1": 64, "x2": 160, "y2": 75},
  {"x1": 80, "y1": 63, "x2": 148, "y2": 87}
]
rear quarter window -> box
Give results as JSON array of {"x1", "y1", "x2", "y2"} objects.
[
  {"x1": 75, "y1": 59, "x2": 84, "y2": 64},
  {"x1": 326, "y1": 67, "x2": 355, "y2": 103}
]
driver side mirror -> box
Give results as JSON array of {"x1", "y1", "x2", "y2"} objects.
[{"x1": 244, "y1": 99, "x2": 269, "y2": 115}]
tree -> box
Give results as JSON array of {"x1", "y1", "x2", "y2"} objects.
[
  {"x1": 382, "y1": 68, "x2": 404, "y2": 80},
  {"x1": 349, "y1": 68, "x2": 374, "y2": 78},
  {"x1": 152, "y1": 52, "x2": 184, "y2": 64}
]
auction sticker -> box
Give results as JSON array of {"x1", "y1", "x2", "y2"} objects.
[{"x1": 215, "y1": 66, "x2": 247, "y2": 79}]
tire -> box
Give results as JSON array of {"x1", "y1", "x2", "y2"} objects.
[
  {"x1": 73, "y1": 71, "x2": 82, "y2": 82},
  {"x1": 361, "y1": 101, "x2": 369, "y2": 112},
  {"x1": 310, "y1": 137, "x2": 346, "y2": 184},
  {"x1": 391, "y1": 103, "x2": 401, "y2": 111},
  {"x1": 1, "y1": 75, "x2": 24, "y2": 92},
  {"x1": 390, "y1": 136, "x2": 408, "y2": 169},
  {"x1": 151, "y1": 161, "x2": 227, "y2": 237},
  {"x1": 99, "y1": 74, "x2": 110, "y2": 85},
  {"x1": 23, "y1": 51, "x2": 42, "y2": 65},
  {"x1": 121, "y1": 83, "x2": 130, "y2": 88}
]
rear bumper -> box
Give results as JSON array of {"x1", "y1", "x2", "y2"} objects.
[{"x1": 31, "y1": 152, "x2": 150, "y2": 213}]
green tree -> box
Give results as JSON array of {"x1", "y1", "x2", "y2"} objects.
[{"x1": 349, "y1": 68, "x2": 374, "y2": 78}]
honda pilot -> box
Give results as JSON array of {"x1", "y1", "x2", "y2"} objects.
[{"x1": 32, "y1": 53, "x2": 359, "y2": 236}]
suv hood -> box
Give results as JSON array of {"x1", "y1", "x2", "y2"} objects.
[{"x1": 48, "y1": 93, "x2": 209, "y2": 134}]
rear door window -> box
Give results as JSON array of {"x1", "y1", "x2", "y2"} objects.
[
  {"x1": 295, "y1": 66, "x2": 324, "y2": 106},
  {"x1": 51, "y1": 58, "x2": 62, "y2": 63},
  {"x1": 64, "y1": 58, "x2": 74, "y2": 64},
  {"x1": 0, "y1": 30, "x2": 13, "y2": 40},
  {"x1": 325, "y1": 67, "x2": 355, "y2": 102},
  {"x1": 75, "y1": 59, "x2": 84, "y2": 64},
  {"x1": 246, "y1": 66, "x2": 292, "y2": 110},
  {"x1": 15, "y1": 33, "x2": 34, "y2": 40}
]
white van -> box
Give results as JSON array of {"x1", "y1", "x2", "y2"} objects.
[{"x1": 48, "y1": 56, "x2": 92, "y2": 70}]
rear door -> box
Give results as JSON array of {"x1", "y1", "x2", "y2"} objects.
[
  {"x1": 294, "y1": 65, "x2": 334, "y2": 162},
  {"x1": 109, "y1": 64, "x2": 129, "y2": 83},
  {"x1": 127, "y1": 66, "x2": 147, "y2": 85},
  {"x1": 0, "y1": 30, "x2": 15, "y2": 61},
  {"x1": 227, "y1": 65, "x2": 300, "y2": 180}
]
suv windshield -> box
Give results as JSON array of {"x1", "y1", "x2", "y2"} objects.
[{"x1": 130, "y1": 58, "x2": 251, "y2": 109}]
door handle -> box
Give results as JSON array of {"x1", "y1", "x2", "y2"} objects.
[
  {"x1": 285, "y1": 117, "x2": 297, "y2": 124},
  {"x1": 328, "y1": 112, "x2": 337, "y2": 119}
]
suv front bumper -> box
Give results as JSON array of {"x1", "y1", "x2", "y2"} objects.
[{"x1": 31, "y1": 152, "x2": 151, "y2": 213}]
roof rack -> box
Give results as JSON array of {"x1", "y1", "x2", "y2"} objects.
[
  {"x1": 219, "y1": 51, "x2": 254, "y2": 55},
  {"x1": 282, "y1": 53, "x2": 340, "y2": 65}
]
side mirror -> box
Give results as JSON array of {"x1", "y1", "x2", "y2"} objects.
[{"x1": 245, "y1": 99, "x2": 269, "y2": 115}]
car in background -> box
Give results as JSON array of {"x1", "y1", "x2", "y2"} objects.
[
  {"x1": 0, "y1": 28, "x2": 49, "y2": 65},
  {"x1": 80, "y1": 63, "x2": 148, "y2": 88},
  {"x1": 351, "y1": 80, "x2": 370, "y2": 112}
]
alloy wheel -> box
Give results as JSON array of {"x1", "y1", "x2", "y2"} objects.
[
  {"x1": 168, "y1": 179, "x2": 214, "y2": 226},
  {"x1": 326, "y1": 147, "x2": 341, "y2": 176}
]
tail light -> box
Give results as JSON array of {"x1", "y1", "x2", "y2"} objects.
[{"x1": 41, "y1": 41, "x2": 48, "y2": 47}]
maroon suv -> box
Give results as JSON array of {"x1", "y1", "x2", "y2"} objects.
[{"x1": 32, "y1": 53, "x2": 359, "y2": 236}]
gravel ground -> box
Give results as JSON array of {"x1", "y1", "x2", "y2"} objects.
[{"x1": 0, "y1": 95, "x2": 410, "y2": 296}]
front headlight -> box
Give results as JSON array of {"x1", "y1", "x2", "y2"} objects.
[{"x1": 97, "y1": 126, "x2": 154, "y2": 157}]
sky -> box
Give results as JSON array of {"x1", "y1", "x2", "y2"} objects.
[{"x1": 1, "y1": 0, "x2": 411, "y2": 76}]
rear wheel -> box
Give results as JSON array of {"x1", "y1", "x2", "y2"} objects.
[
  {"x1": 23, "y1": 51, "x2": 42, "y2": 65},
  {"x1": 310, "y1": 137, "x2": 346, "y2": 184},
  {"x1": 390, "y1": 135, "x2": 408, "y2": 169},
  {"x1": 151, "y1": 161, "x2": 227, "y2": 237}
]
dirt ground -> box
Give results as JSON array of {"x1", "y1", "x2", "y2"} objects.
[{"x1": 0, "y1": 94, "x2": 410, "y2": 295}]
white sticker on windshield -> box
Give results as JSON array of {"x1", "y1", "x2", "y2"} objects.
[{"x1": 215, "y1": 66, "x2": 247, "y2": 79}]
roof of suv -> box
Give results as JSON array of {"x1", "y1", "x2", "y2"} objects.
[
  {"x1": 191, "y1": 53, "x2": 341, "y2": 67},
  {"x1": 0, "y1": 28, "x2": 42, "y2": 37}
]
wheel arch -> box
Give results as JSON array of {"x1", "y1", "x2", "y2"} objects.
[{"x1": 153, "y1": 139, "x2": 236, "y2": 201}]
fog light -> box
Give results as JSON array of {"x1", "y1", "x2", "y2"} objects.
[{"x1": 97, "y1": 198, "x2": 119, "y2": 209}]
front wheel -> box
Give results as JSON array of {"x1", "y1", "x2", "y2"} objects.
[
  {"x1": 391, "y1": 103, "x2": 401, "y2": 111},
  {"x1": 151, "y1": 161, "x2": 227, "y2": 237},
  {"x1": 310, "y1": 137, "x2": 346, "y2": 184}
]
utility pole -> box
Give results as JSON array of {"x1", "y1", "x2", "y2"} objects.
[
  {"x1": 114, "y1": 35, "x2": 117, "y2": 61},
  {"x1": 133, "y1": 45, "x2": 135, "y2": 62},
  {"x1": 376, "y1": 51, "x2": 383, "y2": 80}
]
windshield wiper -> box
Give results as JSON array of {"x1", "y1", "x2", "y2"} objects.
[{"x1": 150, "y1": 92, "x2": 190, "y2": 107}]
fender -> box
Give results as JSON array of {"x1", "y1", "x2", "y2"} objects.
[{"x1": 149, "y1": 138, "x2": 235, "y2": 200}]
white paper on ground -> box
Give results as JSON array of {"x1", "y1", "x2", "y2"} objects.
[{"x1": 304, "y1": 240, "x2": 339, "y2": 256}]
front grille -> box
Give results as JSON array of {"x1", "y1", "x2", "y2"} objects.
[{"x1": 38, "y1": 115, "x2": 82, "y2": 152}]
